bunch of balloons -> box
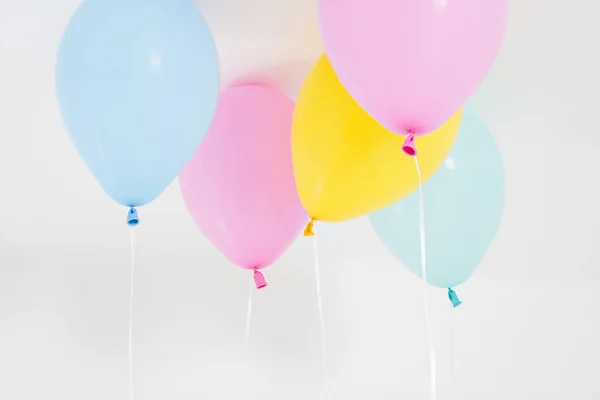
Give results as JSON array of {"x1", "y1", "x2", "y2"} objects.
[
  {"x1": 55, "y1": 0, "x2": 508, "y2": 296},
  {"x1": 295, "y1": 0, "x2": 508, "y2": 298}
]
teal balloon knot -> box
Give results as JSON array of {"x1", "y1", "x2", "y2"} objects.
[
  {"x1": 127, "y1": 206, "x2": 139, "y2": 226},
  {"x1": 448, "y1": 288, "x2": 462, "y2": 308}
]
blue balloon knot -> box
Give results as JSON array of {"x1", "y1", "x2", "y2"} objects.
[
  {"x1": 127, "y1": 206, "x2": 139, "y2": 226},
  {"x1": 448, "y1": 288, "x2": 462, "y2": 308}
]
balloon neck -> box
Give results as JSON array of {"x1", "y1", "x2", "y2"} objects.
[
  {"x1": 127, "y1": 206, "x2": 139, "y2": 226},
  {"x1": 448, "y1": 288, "x2": 462, "y2": 308},
  {"x1": 402, "y1": 133, "x2": 417, "y2": 157},
  {"x1": 304, "y1": 218, "x2": 316, "y2": 237},
  {"x1": 253, "y1": 268, "x2": 268, "y2": 290}
]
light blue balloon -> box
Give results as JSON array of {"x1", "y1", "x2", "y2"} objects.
[
  {"x1": 369, "y1": 110, "x2": 505, "y2": 294},
  {"x1": 56, "y1": 0, "x2": 220, "y2": 207}
]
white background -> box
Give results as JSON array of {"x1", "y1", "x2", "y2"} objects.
[{"x1": 1, "y1": 0, "x2": 600, "y2": 399}]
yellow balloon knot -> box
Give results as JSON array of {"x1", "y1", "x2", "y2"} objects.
[{"x1": 304, "y1": 218, "x2": 316, "y2": 237}]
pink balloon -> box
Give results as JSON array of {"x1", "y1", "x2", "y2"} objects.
[
  {"x1": 179, "y1": 85, "x2": 307, "y2": 288},
  {"x1": 319, "y1": 0, "x2": 508, "y2": 136}
]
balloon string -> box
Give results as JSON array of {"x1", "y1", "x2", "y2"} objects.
[
  {"x1": 414, "y1": 156, "x2": 437, "y2": 400},
  {"x1": 244, "y1": 275, "x2": 253, "y2": 355},
  {"x1": 313, "y1": 237, "x2": 330, "y2": 397},
  {"x1": 128, "y1": 227, "x2": 136, "y2": 400}
]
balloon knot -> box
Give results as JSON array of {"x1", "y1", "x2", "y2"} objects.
[
  {"x1": 127, "y1": 206, "x2": 139, "y2": 227},
  {"x1": 304, "y1": 218, "x2": 316, "y2": 237},
  {"x1": 402, "y1": 132, "x2": 417, "y2": 157},
  {"x1": 448, "y1": 288, "x2": 462, "y2": 308},
  {"x1": 253, "y1": 268, "x2": 268, "y2": 290}
]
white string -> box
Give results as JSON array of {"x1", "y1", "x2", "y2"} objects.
[
  {"x1": 244, "y1": 276, "x2": 253, "y2": 355},
  {"x1": 313, "y1": 237, "x2": 330, "y2": 397},
  {"x1": 414, "y1": 156, "x2": 437, "y2": 400},
  {"x1": 128, "y1": 227, "x2": 136, "y2": 400}
]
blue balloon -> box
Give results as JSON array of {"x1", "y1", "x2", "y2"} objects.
[
  {"x1": 56, "y1": 0, "x2": 220, "y2": 208},
  {"x1": 369, "y1": 110, "x2": 505, "y2": 294}
]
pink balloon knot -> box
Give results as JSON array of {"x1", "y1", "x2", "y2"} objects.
[
  {"x1": 402, "y1": 133, "x2": 417, "y2": 157},
  {"x1": 253, "y1": 269, "x2": 268, "y2": 290}
]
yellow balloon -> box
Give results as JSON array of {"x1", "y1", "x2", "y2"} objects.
[{"x1": 292, "y1": 55, "x2": 462, "y2": 229}]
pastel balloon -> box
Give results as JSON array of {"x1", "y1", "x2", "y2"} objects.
[
  {"x1": 319, "y1": 0, "x2": 508, "y2": 138},
  {"x1": 292, "y1": 55, "x2": 461, "y2": 229},
  {"x1": 56, "y1": 0, "x2": 219, "y2": 209},
  {"x1": 370, "y1": 110, "x2": 505, "y2": 298},
  {"x1": 180, "y1": 85, "x2": 307, "y2": 288}
]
